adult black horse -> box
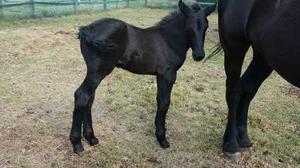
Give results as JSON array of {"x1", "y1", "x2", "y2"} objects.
[
  {"x1": 70, "y1": 0, "x2": 216, "y2": 154},
  {"x1": 218, "y1": 0, "x2": 300, "y2": 159}
]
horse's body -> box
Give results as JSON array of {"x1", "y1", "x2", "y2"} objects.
[
  {"x1": 70, "y1": 1, "x2": 216, "y2": 154},
  {"x1": 218, "y1": 0, "x2": 300, "y2": 158}
]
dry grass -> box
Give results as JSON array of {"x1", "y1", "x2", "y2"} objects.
[{"x1": 0, "y1": 8, "x2": 299, "y2": 168}]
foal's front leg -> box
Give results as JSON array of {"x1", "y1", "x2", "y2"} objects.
[{"x1": 155, "y1": 73, "x2": 176, "y2": 148}]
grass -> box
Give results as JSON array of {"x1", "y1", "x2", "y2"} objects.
[{"x1": 0, "y1": 7, "x2": 299, "y2": 168}]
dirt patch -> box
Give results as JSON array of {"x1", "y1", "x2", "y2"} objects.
[
  {"x1": 281, "y1": 85, "x2": 300, "y2": 98},
  {"x1": 288, "y1": 87, "x2": 300, "y2": 98}
]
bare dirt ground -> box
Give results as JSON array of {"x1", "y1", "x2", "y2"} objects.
[{"x1": 0, "y1": 8, "x2": 299, "y2": 168}]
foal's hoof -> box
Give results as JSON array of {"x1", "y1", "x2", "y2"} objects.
[
  {"x1": 159, "y1": 139, "x2": 170, "y2": 149},
  {"x1": 73, "y1": 143, "x2": 84, "y2": 154},
  {"x1": 224, "y1": 152, "x2": 241, "y2": 163},
  {"x1": 86, "y1": 137, "x2": 99, "y2": 146}
]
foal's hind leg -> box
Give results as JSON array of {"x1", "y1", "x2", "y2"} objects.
[
  {"x1": 155, "y1": 72, "x2": 176, "y2": 148},
  {"x1": 236, "y1": 54, "x2": 272, "y2": 148},
  {"x1": 70, "y1": 63, "x2": 115, "y2": 154},
  {"x1": 82, "y1": 92, "x2": 98, "y2": 146}
]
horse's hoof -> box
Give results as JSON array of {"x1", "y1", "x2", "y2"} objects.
[
  {"x1": 241, "y1": 146, "x2": 253, "y2": 152},
  {"x1": 240, "y1": 143, "x2": 253, "y2": 149},
  {"x1": 223, "y1": 140, "x2": 240, "y2": 155},
  {"x1": 159, "y1": 139, "x2": 170, "y2": 149},
  {"x1": 87, "y1": 137, "x2": 99, "y2": 146},
  {"x1": 224, "y1": 152, "x2": 241, "y2": 163},
  {"x1": 74, "y1": 143, "x2": 84, "y2": 154}
]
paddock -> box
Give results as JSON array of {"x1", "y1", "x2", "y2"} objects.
[{"x1": 0, "y1": 8, "x2": 299, "y2": 167}]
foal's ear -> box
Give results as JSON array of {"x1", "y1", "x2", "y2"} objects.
[
  {"x1": 179, "y1": 0, "x2": 191, "y2": 17},
  {"x1": 204, "y1": 3, "x2": 217, "y2": 16}
]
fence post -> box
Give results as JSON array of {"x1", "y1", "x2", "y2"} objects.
[
  {"x1": 73, "y1": 0, "x2": 78, "y2": 14},
  {"x1": 144, "y1": 0, "x2": 147, "y2": 6},
  {"x1": 103, "y1": 0, "x2": 106, "y2": 10},
  {"x1": 126, "y1": 0, "x2": 129, "y2": 7},
  {"x1": 0, "y1": 0, "x2": 3, "y2": 19},
  {"x1": 88, "y1": 0, "x2": 91, "y2": 13},
  {"x1": 116, "y1": 0, "x2": 118, "y2": 9},
  {"x1": 30, "y1": 0, "x2": 35, "y2": 18}
]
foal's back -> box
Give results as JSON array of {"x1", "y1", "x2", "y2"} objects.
[{"x1": 79, "y1": 18, "x2": 163, "y2": 74}]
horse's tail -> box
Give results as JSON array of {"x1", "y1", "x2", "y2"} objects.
[
  {"x1": 77, "y1": 26, "x2": 118, "y2": 50},
  {"x1": 203, "y1": 43, "x2": 223, "y2": 63}
]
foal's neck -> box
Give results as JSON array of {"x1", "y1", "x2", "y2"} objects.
[{"x1": 156, "y1": 12, "x2": 190, "y2": 56}]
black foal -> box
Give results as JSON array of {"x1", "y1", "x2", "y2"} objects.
[{"x1": 70, "y1": 0, "x2": 216, "y2": 154}]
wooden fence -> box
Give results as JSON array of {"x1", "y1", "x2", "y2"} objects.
[{"x1": 0, "y1": 0, "x2": 216, "y2": 19}]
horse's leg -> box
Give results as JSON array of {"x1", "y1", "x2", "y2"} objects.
[
  {"x1": 70, "y1": 60, "x2": 115, "y2": 154},
  {"x1": 223, "y1": 44, "x2": 249, "y2": 158},
  {"x1": 237, "y1": 54, "x2": 272, "y2": 148},
  {"x1": 155, "y1": 72, "x2": 176, "y2": 148}
]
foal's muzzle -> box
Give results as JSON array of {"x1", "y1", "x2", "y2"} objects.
[{"x1": 192, "y1": 50, "x2": 205, "y2": 62}]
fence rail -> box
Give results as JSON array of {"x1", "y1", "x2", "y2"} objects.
[{"x1": 0, "y1": 0, "x2": 217, "y2": 20}]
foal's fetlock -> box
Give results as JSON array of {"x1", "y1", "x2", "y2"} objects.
[
  {"x1": 73, "y1": 143, "x2": 84, "y2": 154},
  {"x1": 83, "y1": 129, "x2": 99, "y2": 146},
  {"x1": 159, "y1": 139, "x2": 170, "y2": 149},
  {"x1": 70, "y1": 136, "x2": 84, "y2": 154},
  {"x1": 84, "y1": 135, "x2": 99, "y2": 146},
  {"x1": 156, "y1": 131, "x2": 170, "y2": 149}
]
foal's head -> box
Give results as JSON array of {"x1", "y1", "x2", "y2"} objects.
[{"x1": 179, "y1": 0, "x2": 216, "y2": 61}]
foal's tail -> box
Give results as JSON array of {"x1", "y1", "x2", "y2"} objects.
[
  {"x1": 77, "y1": 26, "x2": 118, "y2": 50},
  {"x1": 203, "y1": 43, "x2": 223, "y2": 63},
  {"x1": 78, "y1": 26, "x2": 91, "y2": 42}
]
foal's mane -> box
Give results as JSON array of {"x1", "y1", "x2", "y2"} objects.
[
  {"x1": 155, "y1": 10, "x2": 181, "y2": 26},
  {"x1": 155, "y1": 3, "x2": 201, "y2": 27}
]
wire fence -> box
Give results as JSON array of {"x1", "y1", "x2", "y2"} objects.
[{"x1": 0, "y1": 0, "x2": 217, "y2": 20}]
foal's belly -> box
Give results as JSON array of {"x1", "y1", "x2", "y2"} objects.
[{"x1": 116, "y1": 51, "x2": 157, "y2": 75}]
